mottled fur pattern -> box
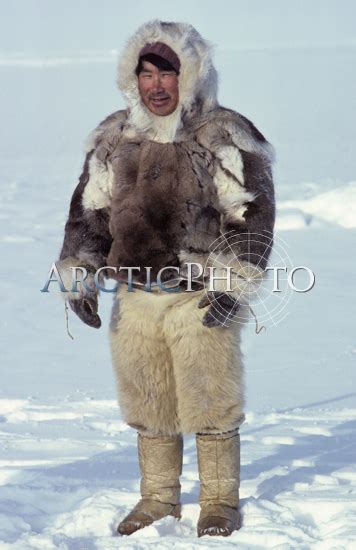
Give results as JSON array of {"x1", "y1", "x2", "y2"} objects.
[
  {"x1": 107, "y1": 139, "x2": 220, "y2": 281},
  {"x1": 59, "y1": 107, "x2": 275, "y2": 288},
  {"x1": 59, "y1": 150, "x2": 112, "y2": 270},
  {"x1": 110, "y1": 286, "x2": 245, "y2": 435}
]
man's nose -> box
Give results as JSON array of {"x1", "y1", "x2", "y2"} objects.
[{"x1": 151, "y1": 74, "x2": 164, "y2": 90}]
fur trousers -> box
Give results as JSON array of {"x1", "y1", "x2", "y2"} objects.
[{"x1": 109, "y1": 286, "x2": 245, "y2": 436}]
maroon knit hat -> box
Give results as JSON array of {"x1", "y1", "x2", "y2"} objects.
[{"x1": 138, "y1": 41, "x2": 181, "y2": 73}]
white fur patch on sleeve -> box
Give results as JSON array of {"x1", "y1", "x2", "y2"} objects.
[
  {"x1": 82, "y1": 153, "x2": 114, "y2": 211},
  {"x1": 214, "y1": 165, "x2": 256, "y2": 222},
  {"x1": 216, "y1": 145, "x2": 244, "y2": 184}
]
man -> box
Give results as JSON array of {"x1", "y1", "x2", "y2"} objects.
[{"x1": 57, "y1": 20, "x2": 275, "y2": 538}]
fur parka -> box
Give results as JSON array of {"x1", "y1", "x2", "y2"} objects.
[{"x1": 58, "y1": 20, "x2": 275, "y2": 299}]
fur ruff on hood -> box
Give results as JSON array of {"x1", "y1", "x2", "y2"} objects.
[{"x1": 117, "y1": 20, "x2": 218, "y2": 137}]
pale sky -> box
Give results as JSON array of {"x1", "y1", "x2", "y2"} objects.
[{"x1": 1, "y1": 0, "x2": 355, "y2": 54}]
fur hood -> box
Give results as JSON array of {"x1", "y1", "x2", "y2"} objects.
[{"x1": 117, "y1": 20, "x2": 218, "y2": 137}]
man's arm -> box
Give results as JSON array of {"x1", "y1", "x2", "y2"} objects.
[
  {"x1": 59, "y1": 148, "x2": 113, "y2": 271},
  {"x1": 56, "y1": 110, "x2": 126, "y2": 327},
  {"x1": 57, "y1": 148, "x2": 114, "y2": 327},
  {"x1": 196, "y1": 109, "x2": 275, "y2": 325}
]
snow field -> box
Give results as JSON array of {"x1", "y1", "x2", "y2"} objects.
[{"x1": 0, "y1": 399, "x2": 355, "y2": 548}]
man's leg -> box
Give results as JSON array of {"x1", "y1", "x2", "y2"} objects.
[
  {"x1": 110, "y1": 288, "x2": 183, "y2": 535},
  {"x1": 196, "y1": 428, "x2": 241, "y2": 537},
  {"x1": 164, "y1": 291, "x2": 245, "y2": 537},
  {"x1": 109, "y1": 287, "x2": 180, "y2": 435},
  {"x1": 164, "y1": 291, "x2": 245, "y2": 435},
  {"x1": 117, "y1": 432, "x2": 183, "y2": 536}
]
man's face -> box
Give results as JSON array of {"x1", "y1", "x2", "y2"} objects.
[{"x1": 138, "y1": 60, "x2": 179, "y2": 116}]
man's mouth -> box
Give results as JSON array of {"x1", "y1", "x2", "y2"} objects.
[{"x1": 150, "y1": 96, "x2": 170, "y2": 106}]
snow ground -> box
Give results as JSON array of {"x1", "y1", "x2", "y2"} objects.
[
  {"x1": 1, "y1": 399, "x2": 355, "y2": 549},
  {"x1": 1, "y1": 1, "x2": 356, "y2": 548}
]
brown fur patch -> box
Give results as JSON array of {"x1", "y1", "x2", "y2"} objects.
[{"x1": 107, "y1": 140, "x2": 221, "y2": 282}]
